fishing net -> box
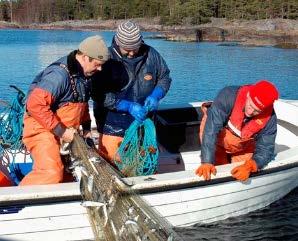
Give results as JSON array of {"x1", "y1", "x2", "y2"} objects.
[
  {"x1": 0, "y1": 86, "x2": 29, "y2": 184},
  {"x1": 0, "y1": 85, "x2": 25, "y2": 150},
  {"x1": 115, "y1": 119, "x2": 159, "y2": 177},
  {"x1": 70, "y1": 134, "x2": 183, "y2": 241}
]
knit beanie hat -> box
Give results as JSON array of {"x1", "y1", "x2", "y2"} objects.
[
  {"x1": 250, "y1": 80, "x2": 279, "y2": 110},
  {"x1": 115, "y1": 20, "x2": 142, "y2": 50},
  {"x1": 78, "y1": 35, "x2": 109, "y2": 61}
]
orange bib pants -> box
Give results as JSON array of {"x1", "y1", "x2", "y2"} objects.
[{"x1": 20, "y1": 103, "x2": 88, "y2": 185}]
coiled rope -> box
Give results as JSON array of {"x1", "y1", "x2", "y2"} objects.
[
  {"x1": 115, "y1": 119, "x2": 159, "y2": 177},
  {"x1": 0, "y1": 85, "x2": 27, "y2": 184},
  {"x1": 0, "y1": 86, "x2": 26, "y2": 150}
]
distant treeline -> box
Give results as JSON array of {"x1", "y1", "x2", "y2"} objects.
[{"x1": 1, "y1": 0, "x2": 297, "y2": 25}]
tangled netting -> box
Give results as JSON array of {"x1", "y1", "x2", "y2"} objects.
[
  {"x1": 115, "y1": 119, "x2": 159, "y2": 177},
  {"x1": 70, "y1": 135, "x2": 183, "y2": 241},
  {"x1": 0, "y1": 85, "x2": 28, "y2": 184}
]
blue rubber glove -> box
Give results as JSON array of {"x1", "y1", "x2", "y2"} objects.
[
  {"x1": 117, "y1": 100, "x2": 147, "y2": 122},
  {"x1": 144, "y1": 86, "x2": 165, "y2": 112}
]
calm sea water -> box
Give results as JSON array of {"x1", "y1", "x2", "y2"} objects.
[{"x1": 0, "y1": 29, "x2": 297, "y2": 241}]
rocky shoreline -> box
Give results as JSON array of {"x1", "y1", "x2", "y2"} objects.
[
  {"x1": 161, "y1": 18, "x2": 298, "y2": 48},
  {"x1": 1, "y1": 18, "x2": 298, "y2": 48}
]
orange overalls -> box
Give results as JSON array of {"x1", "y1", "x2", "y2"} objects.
[
  {"x1": 200, "y1": 105, "x2": 255, "y2": 165},
  {"x1": 20, "y1": 102, "x2": 89, "y2": 185},
  {"x1": 98, "y1": 134, "x2": 123, "y2": 163}
]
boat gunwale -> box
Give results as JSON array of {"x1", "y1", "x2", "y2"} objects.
[
  {"x1": 0, "y1": 183, "x2": 81, "y2": 207},
  {"x1": 0, "y1": 147, "x2": 297, "y2": 206},
  {"x1": 127, "y1": 161, "x2": 298, "y2": 195}
]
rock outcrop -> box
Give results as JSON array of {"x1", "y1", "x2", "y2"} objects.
[
  {"x1": 160, "y1": 18, "x2": 298, "y2": 48},
  {"x1": 0, "y1": 21, "x2": 20, "y2": 29}
]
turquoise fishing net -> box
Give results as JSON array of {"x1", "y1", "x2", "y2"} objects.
[
  {"x1": 0, "y1": 86, "x2": 25, "y2": 150},
  {"x1": 0, "y1": 86, "x2": 28, "y2": 184},
  {"x1": 115, "y1": 119, "x2": 159, "y2": 177}
]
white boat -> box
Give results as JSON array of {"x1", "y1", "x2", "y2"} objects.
[{"x1": 0, "y1": 99, "x2": 297, "y2": 240}]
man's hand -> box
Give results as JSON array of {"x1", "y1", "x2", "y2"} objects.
[
  {"x1": 231, "y1": 159, "x2": 258, "y2": 181},
  {"x1": 144, "y1": 86, "x2": 165, "y2": 112},
  {"x1": 117, "y1": 100, "x2": 147, "y2": 122},
  {"x1": 128, "y1": 102, "x2": 147, "y2": 122},
  {"x1": 144, "y1": 96, "x2": 159, "y2": 112},
  {"x1": 61, "y1": 127, "x2": 77, "y2": 143},
  {"x1": 195, "y1": 163, "x2": 217, "y2": 181},
  {"x1": 82, "y1": 130, "x2": 92, "y2": 139}
]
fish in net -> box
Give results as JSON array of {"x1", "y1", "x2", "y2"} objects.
[{"x1": 69, "y1": 134, "x2": 184, "y2": 241}]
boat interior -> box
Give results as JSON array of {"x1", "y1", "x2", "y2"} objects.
[
  {"x1": 154, "y1": 104, "x2": 202, "y2": 173},
  {"x1": 153, "y1": 101, "x2": 298, "y2": 175},
  {"x1": 119, "y1": 101, "x2": 298, "y2": 191}
]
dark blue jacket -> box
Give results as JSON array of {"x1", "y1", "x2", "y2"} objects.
[
  {"x1": 91, "y1": 40, "x2": 172, "y2": 136},
  {"x1": 201, "y1": 86, "x2": 277, "y2": 169}
]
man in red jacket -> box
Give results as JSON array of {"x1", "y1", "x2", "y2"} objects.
[
  {"x1": 20, "y1": 35, "x2": 109, "y2": 185},
  {"x1": 196, "y1": 80, "x2": 279, "y2": 181}
]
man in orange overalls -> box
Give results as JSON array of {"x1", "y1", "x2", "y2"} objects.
[
  {"x1": 196, "y1": 80, "x2": 279, "y2": 181},
  {"x1": 19, "y1": 36, "x2": 109, "y2": 185}
]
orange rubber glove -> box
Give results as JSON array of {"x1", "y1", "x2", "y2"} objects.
[
  {"x1": 195, "y1": 163, "x2": 217, "y2": 181},
  {"x1": 231, "y1": 159, "x2": 258, "y2": 181}
]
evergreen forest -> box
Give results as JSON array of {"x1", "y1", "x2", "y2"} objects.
[{"x1": 0, "y1": 0, "x2": 297, "y2": 25}]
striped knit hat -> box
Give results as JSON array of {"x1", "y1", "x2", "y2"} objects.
[{"x1": 115, "y1": 21, "x2": 142, "y2": 50}]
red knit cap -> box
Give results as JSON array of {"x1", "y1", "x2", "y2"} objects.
[{"x1": 249, "y1": 80, "x2": 279, "y2": 110}]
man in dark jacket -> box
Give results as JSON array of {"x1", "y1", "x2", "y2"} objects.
[
  {"x1": 91, "y1": 20, "x2": 172, "y2": 163},
  {"x1": 196, "y1": 80, "x2": 279, "y2": 181},
  {"x1": 20, "y1": 35, "x2": 109, "y2": 185}
]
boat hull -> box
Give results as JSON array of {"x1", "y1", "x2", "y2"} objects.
[{"x1": 142, "y1": 166, "x2": 298, "y2": 227}]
